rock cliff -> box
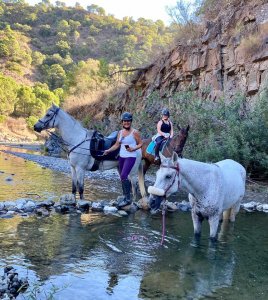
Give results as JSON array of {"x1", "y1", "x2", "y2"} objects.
[{"x1": 104, "y1": 0, "x2": 268, "y2": 120}]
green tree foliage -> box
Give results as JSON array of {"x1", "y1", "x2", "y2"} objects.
[
  {"x1": 42, "y1": 64, "x2": 67, "y2": 89},
  {"x1": 0, "y1": 73, "x2": 18, "y2": 115}
]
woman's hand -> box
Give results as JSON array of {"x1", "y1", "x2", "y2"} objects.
[
  {"x1": 103, "y1": 150, "x2": 109, "y2": 155},
  {"x1": 126, "y1": 147, "x2": 134, "y2": 152}
]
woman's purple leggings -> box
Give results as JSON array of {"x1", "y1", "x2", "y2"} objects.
[{"x1": 118, "y1": 157, "x2": 136, "y2": 181}]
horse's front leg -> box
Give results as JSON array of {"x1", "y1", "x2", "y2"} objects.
[
  {"x1": 70, "y1": 165, "x2": 77, "y2": 199},
  {"x1": 76, "y1": 167, "x2": 86, "y2": 200},
  {"x1": 208, "y1": 214, "x2": 220, "y2": 241},
  {"x1": 191, "y1": 209, "x2": 203, "y2": 238}
]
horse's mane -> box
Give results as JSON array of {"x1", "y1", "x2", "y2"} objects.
[{"x1": 61, "y1": 108, "x2": 92, "y2": 133}]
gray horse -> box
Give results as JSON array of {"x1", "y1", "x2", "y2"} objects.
[
  {"x1": 34, "y1": 104, "x2": 146, "y2": 200},
  {"x1": 148, "y1": 152, "x2": 246, "y2": 240}
]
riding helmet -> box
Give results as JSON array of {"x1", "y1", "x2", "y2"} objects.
[
  {"x1": 161, "y1": 108, "x2": 170, "y2": 117},
  {"x1": 121, "y1": 112, "x2": 133, "y2": 122}
]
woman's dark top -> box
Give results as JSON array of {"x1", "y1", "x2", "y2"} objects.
[{"x1": 161, "y1": 120, "x2": 171, "y2": 133}]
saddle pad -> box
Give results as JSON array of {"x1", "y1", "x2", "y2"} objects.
[{"x1": 146, "y1": 141, "x2": 156, "y2": 155}]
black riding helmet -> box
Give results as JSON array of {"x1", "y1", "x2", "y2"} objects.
[
  {"x1": 121, "y1": 112, "x2": 133, "y2": 122},
  {"x1": 161, "y1": 108, "x2": 170, "y2": 117}
]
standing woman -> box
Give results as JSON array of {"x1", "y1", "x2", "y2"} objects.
[
  {"x1": 104, "y1": 112, "x2": 143, "y2": 207},
  {"x1": 154, "y1": 108, "x2": 174, "y2": 160}
]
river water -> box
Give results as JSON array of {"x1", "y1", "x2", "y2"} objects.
[{"x1": 0, "y1": 148, "x2": 268, "y2": 300}]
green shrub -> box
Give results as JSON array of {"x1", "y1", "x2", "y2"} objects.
[
  {"x1": 130, "y1": 90, "x2": 268, "y2": 178},
  {"x1": 26, "y1": 115, "x2": 38, "y2": 129}
]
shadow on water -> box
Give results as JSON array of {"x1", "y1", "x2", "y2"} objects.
[{"x1": 0, "y1": 149, "x2": 268, "y2": 299}]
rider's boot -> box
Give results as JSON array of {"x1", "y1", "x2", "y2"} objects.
[
  {"x1": 154, "y1": 142, "x2": 161, "y2": 161},
  {"x1": 117, "y1": 179, "x2": 132, "y2": 208}
]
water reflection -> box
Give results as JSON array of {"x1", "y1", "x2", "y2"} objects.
[
  {"x1": 0, "y1": 150, "x2": 120, "y2": 202},
  {"x1": 1, "y1": 210, "x2": 267, "y2": 299}
]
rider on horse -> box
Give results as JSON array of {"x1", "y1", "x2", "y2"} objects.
[{"x1": 154, "y1": 108, "x2": 174, "y2": 161}]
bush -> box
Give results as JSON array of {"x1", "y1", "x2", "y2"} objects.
[
  {"x1": 26, "y1": 115, "x2": 38, "y2": 129},
  {"x1": 130, "y1": 90, "x2": 268, "y2": 178}
]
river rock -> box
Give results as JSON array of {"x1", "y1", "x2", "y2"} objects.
[
  {"x1": 137, "y1": 197, "x2": 150, "y2": 210},
  {"x1": 262, "y1": 204, "x2": 268, "y2": 212},
  {"x1": 103, "y1": 206, "x2": 118, "y2": 214},
  {"x1": 77, "y1": 200, "x2": 91, "y2": 210},
  {"x1": 117, "y1": 210, "x2": 128, "y2": 216},
  {"x1": 0, "y1": 202, "x2": 5, "y2": 211},
  {"x1": 23, "y1": 201, "x2": 36, "y2": 212},
  {"x1": 176, "y1": 200, "x2": 192, "y2": 211},
  {"x1": 14, "y1": 199, "x2": 27, "y2": 210},
  {"x1": 35, "y1": 207, "x2": 50, "y2": 217},
  {"x1": 166, "y1": 201, "x2": 178, "y2": 211},
  {"x1": 241, "y1": 201, "x2": 258, "y2": 211},
  {"x1": 36, "y1": 200, "x2": 55, "y2": 209},
  {"x1": 60, "y1": 194, "x2": 76, "y2": 206},
  {"x1": 91, "y1": 202, "x2": 103, "y2": 212}
]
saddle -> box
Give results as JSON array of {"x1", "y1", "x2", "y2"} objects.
[
  {"x1": 146, "y1": 139, "x2": 167, "y2": 156},
  {"x1": 90, "y1": 130, "x2": 119, "y2": 161}
]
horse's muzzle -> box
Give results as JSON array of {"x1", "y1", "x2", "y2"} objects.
[
  {"x1": 148, "y1": 186, "x2": 165, "y2": 196},
  {"x1": 33, "y1": 124, "x2": 43, "y2": 132}
]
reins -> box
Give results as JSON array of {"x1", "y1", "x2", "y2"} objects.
[{"x1": 159, "y1": 162, "x2": 180, "y2": 246}]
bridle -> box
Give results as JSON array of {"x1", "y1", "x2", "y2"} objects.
[
  {"x1": 159, "y1": 162, "x2": 180, "y2": 246},
  {"x1": 160, "y1": 162, "x2": 180, "y2": 197},
  {"x1": 37, "y1": 107, "x2": 60, "y2": 129},
  {"x1": 37, "y1": 107, "x2": 90, "y2": 155}
]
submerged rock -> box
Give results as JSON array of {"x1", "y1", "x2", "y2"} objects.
[{"x1": 0, "y1": 266, "x2": 29, "y2": 299}]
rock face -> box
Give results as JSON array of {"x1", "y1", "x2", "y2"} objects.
[{"x1": 108, "y1": 1, "x2": 268, "y2": 115}]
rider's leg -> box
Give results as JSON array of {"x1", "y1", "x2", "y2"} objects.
[
  {"x1": 118, "y1": 157, "x2": 136, "y2": 207},
  {"x1": 154, "y1": 136, "x2": 164, "y2": 160}
]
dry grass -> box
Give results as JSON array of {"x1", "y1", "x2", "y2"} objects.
[
  {"x1": 240, "y1": 22, "x2": 268, "y2": 57},
  {"x1": 0, "y1": 117, "x2": 38, "y2": 142}
]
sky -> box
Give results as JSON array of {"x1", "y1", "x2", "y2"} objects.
[{"x1": 26, "y1": 0, "x2": 179, "y2": 24}]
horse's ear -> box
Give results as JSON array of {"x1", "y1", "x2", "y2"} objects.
[
  {"x1": 159, "y1": 152, "x2": 166, "y2": 162},
  {"x1": 176, "y1": 124, "x2": 181, "y2": 130},
  {"x1": 172, "y1": 151, "x2": 178, "y2": 163},
  {"x1": 186, "y1": 124, "x2": 190, "y2": 132}
]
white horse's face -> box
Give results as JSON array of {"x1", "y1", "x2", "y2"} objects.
[
  {"x1": 34, "y1": 104, "x2": 60, "y2": 132},
  {"x1": 148, "y1": 152, "x2": 180, "y2": 210}
]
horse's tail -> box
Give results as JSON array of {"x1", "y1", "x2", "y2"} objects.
[{"x1": 138, "y1": 161, "x2": 147, "y2": 198}]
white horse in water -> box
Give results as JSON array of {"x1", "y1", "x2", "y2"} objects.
[
  {"x1": 34, "y1": 104, "x2": 146, "y2": 200},
  {"x1": 148, "y1": 152, "x2": 246, "y2": 240}
]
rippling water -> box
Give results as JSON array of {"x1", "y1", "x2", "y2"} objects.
[{"x1": 0, "y1": 147, "x2": 268, "y2": 300}]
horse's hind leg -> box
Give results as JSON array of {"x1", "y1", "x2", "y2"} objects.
[
  {"x1": 129, "y1": 175, "x2": 138, "y2": 201},
  {"x1": 230, "y1": 200, "x2": 241, "y2": 222},
  {"x1": 76, "y1": 168, "x2": 85, "y2": 200},
  {"x1": 70, "y1": 166, "x2": 77, "y2": 198}
]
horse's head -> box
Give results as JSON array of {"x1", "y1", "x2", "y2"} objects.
[
  {"x1": 172, "y1": 125, "x2": 190, "y2": 157},
  {"x1": 34, "y1": 104, "x2": 60, "y2": 132},
  {"x1": 148, "y1": 152, "x2": 180, "y2": 210}
]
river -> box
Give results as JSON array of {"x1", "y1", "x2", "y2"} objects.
[{"x1": 0, "y1": 146, "x2": 267, "y2": 300}]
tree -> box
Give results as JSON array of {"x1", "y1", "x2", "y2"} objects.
[
  {"x1": 87, "y1": 4, "x2": 105, "y2": 16},
  {"x1": 44, "y1": 64, "x2": 66, "y2": 89},
  {"x1": 0, "y1": 73, "x2": 18, "y2": 115},
  {"x1": 14, "y1": 86, "x2": 37, "y2": 117},
  {"x1": 166, "y1": 0, "x2": 200, "y2": 25}
]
